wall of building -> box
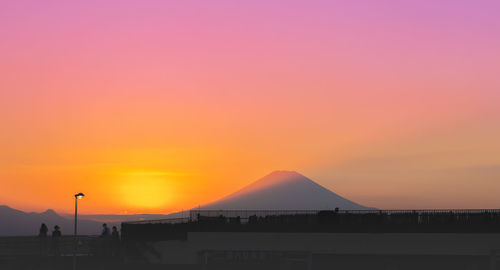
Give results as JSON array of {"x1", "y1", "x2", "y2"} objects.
[{"x1": 142, "y1": 232, "x2": 500, "y2": 269}]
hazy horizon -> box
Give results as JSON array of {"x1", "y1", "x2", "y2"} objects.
[{"x1": 1, "y1": 1, "x2": 499, "y2": 214}]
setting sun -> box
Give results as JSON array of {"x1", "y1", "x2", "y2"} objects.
[{"x1": 116, "y1": 171, "x2": 174, "y2": 210}]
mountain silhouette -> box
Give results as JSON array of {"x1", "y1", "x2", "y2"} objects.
[
  {"x1": 0, "y1": 205, "x2": 118, "y2": 236},
  {"x1": 200, "y1": 170, "x2": 371, "y2": 210},
  {"x1": 0, "y1": 204, "x2": 174, "y2": 236}
]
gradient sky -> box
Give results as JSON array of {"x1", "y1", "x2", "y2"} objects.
[{"x1": 1, "y1": 0, "x2": 499, "y2": 214}]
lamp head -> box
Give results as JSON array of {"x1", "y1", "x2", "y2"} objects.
[{"x1": 75, "y1": 193, "x2": 85, "y2": 199}]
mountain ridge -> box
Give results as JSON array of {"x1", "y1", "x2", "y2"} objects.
[
  {"x1": 0, "y1": 205, "x2": 119, "y2": 236},
  {"x1": 200, "y1": 170, "x2": 371, "y2": 211}
]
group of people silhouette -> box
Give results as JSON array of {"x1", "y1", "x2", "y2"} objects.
[
  {"x1": 38, "y1": 222, "x2": 120, "y2": 256},
  {"x1": 38, "y1": 223, "x2": 119, "y2": 239},
  {"x1": 38, "y1": 223, "x2": 61, "y2": 238},
  {"x1": 101, "y1": 223, "x2": 120, "y2": 240}
]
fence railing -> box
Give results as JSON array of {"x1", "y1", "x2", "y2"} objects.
[
  {"x1": 0, "y1": 236, "x2": 105, "y2": 257},
  {"x1": 122, "y1": 209, "x2": 500, "y2": 225},
  {"x1": 125, "y1": 217, "x2": 190, "y2": 225}
]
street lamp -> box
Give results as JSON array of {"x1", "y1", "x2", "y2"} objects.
[{"x1": 74, "y1": 193, "x2": 84, "y2": 270}]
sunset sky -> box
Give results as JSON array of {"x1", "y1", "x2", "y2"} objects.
[{"x1": 1, "y1": 0, "x2": 499, "y2": 214}]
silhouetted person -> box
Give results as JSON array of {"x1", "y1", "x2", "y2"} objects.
[
  {"x1": 111, "y1": 226, "x2": 120, "y2": 256},
  {"x1": 39, "y1": 223, "x2": 48, "y2": 237},
  {"x1": 111, "y1": 226, "x2": 119, "y2": 240},
  {"x1": 52, "y1": 225, "x2": 61, "y2": 237},
  {"x1": 98, "y1": 224, "x2": 112, "y2": 257},
  {"x1": 39, "y1": 223, "x2": 49, "y2": 256},
  {"x1": 52, "y1": 225, "x2": 61, "y2": 256},
  {"x1": 101, "y1": 223, "x2": 110, "y2": 237}
]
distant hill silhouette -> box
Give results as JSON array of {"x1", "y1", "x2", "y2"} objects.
[
  {"x1": 199, "y1": 170, "x2": 371, "y2": 210},
  {"x1": 0, "y1": 205, "x2": 120, "y2": 236},
  {"x1": 0, "y1": 205, "x2": 173, "y2": 236}
]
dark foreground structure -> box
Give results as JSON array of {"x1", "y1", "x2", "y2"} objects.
[
  {"x1": 2, "y1": 209, "x2": 500, "y2": 269},
  {"x1": 120, "y1": 209, "x2": 500, "y2": 270}
]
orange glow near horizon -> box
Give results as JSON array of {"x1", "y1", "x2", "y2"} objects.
[
  {"x1": 1, "y1": 1, "x2": 500, "y2": 214},
  {"x1": 114, "y1": 171, "x2": 174, "y2": 209}
]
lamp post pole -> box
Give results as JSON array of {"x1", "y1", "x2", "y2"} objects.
[{"x1": 74, "y1": 193, "x2": 84, "y2": 270}]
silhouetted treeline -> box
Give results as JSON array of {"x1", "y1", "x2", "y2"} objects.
[{"x1": 121, "y1": 211, "x2": 500, "y2": 241}]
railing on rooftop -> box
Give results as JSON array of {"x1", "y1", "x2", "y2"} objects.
[
  {"x1": 125, "y1": 217, "x2": 190, "y2": 225},
  {"x1": 0, "y1": 236, "x2": 105, "y2": 257},
  {"x1": 123, "y1": 209, "x2": 500, "y2": 225}
]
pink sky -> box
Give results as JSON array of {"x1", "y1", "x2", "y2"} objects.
[{"x1": 0, "y1": 1, "x2": 499, "y2": 214}]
